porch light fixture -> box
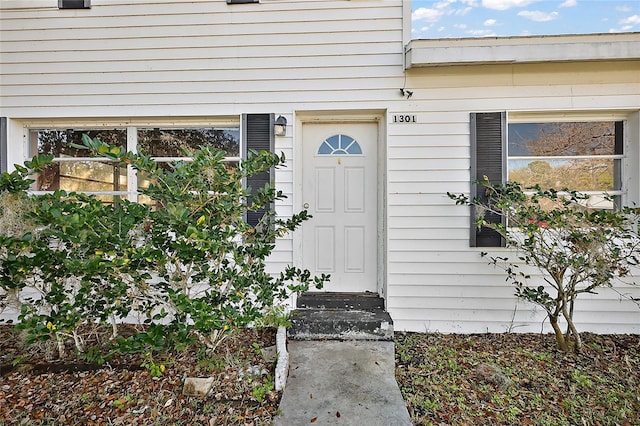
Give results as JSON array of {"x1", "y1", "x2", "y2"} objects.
[
  {"x1": 274, "y1": 116, "x2": 287, "y2": 137},
  {"x1": 58, "y1": 0, "x2": 91, "y2": 8}
]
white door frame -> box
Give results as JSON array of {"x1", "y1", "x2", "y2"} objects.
[{"x1": 293, "y1": 110, "x2": 387, "y2": 298}]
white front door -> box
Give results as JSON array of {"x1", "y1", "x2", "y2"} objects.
[{"x1": 301, "y1": 122, "x2": 378, "y2": 293}]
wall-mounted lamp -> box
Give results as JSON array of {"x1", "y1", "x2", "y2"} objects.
[{"x1": 274, "y1": 116, "x2": 287, "y2": 137}]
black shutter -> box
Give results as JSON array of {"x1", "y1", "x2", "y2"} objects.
[
  {"x1": 470, "y1": 112, "x2": 506, "y2": 247},
  {"x1": 243, "y1": 113, "x2": 274, "y2": 227},
  {"x1": 1, "y1": 117, "x2": 7, "y2": 173}
]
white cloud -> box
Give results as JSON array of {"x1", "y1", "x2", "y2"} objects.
[
  {"x1": 620, "y1": 15, "x2": 640, "y2": 25},
  {"x1": 616, "y1": 6, "x2": 632, "y2": 13},
  {"x1": 412, "y1": 7, "x2": 445, "y2": 22},
  {"x1": 482, "y1": 0, "x2": 537, "y2": 11},
  {"x1": 559, "y1": 0, "x2": 576, "y2": 7},
  {"x1": 454, "y1": 23, "x2": 468, "y2": 29},
  {"x1": 484, "y1": 18, "x2": 497, "y2": 26},
  {"x1": 518, "y1": 10, "x2": 559, "y2": 22}
]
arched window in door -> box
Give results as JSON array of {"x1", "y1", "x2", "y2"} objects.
[{"x1": 317, "y1": 134, "x2": 363, "y2": 155}]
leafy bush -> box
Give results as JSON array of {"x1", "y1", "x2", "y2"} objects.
[
  {"x1": 448, "y1": 178, "x2": 640, "y2": 352},
  {"x1": 0, "y1": 135, "x2": 326, "y2": 359}
]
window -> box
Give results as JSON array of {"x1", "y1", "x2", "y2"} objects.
[
  {"x1": 471, "y1": 112, "x2": 627, "y2": 247},
  {"x1": 508, "y1": 121, "x2": 623, "y2": 210},
  {"x1": 29, "y1": 115, "x2": 273, "y2": 224},
  {"x1": 135, "y1": 127, "x2": 240, "y2": 204},
  {"x1": 30, "y1": 128, "x2": 128, "y2": 203}
]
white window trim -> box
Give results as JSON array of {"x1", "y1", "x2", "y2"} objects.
[
  {"x1": 25, "y1": 118, "x2": 242, "y2": 203},
  {"x1": 506, "y1": 111, "x2": 629, "y2": 208}
]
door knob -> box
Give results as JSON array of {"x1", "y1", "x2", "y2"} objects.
[{"x1": 303, "y1": 203, "x2": 310, "y2": 209}]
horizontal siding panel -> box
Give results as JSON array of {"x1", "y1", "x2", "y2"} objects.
[
  {"x1": 387, "y1": 158, "x2": 468, "y2": 170},
  {"x1": 0, "y1": 31, "x2": 398, "y2": 53},
  {"x1": 388, "y1": 284, "x2": 516, "y2": 299},
  {"x1": 387, "y1": 146, "x2": 468, "y2": 160},
  {"x1": 1, "y1": 19, "x2": 402, "y2": 41},
  {"x1": 387, "y1": 204, "x2": 469, "y2": 217},
  {"x1": 1, "y1": 42, "x2": 401, "y2": 64},
  {"x1": 387, "y1": 273, "x2": 513, "y2": 287},
  {"x1": 388, "y1": 250, "x2": 488, "y2": 264},
  {"x1": 1, "y1": 76, "x2": 402, "y2": 97},
  {"x1": 388, "y1": 171, "x2": 470, "y2": 185},
  {"x1": 387, "y1": 134, "x2": 470, "y2": 147},
  {"x1": 387, "y1": 261, "x2": 502, "y2": 275},
  {"x1": 387, "y1": 240, "x2": 477, "y2": 252},
  {"x1": 388, "y1": 296, "x2": 526, "y2": 311},
  {"x1": 1, "y1": 65, "x2": 401, "y2": 85},
  {"x1": 388, "y1": 181, "x2": 468, "y2": 194},
  {"x1": 0, "y1": 55, "x2": 402, "y2": 75},
  {"x1": 387, "y1": 216, "x2": 468, "y2": 229},
  {"x1": 387, "y1": 121, "x2": 469, "y2": 136},
  {"x1": 389, "y1": 295, "x2": 640, "y2": 312},
  {"x1": 0, "y1": 89, "x2": 398, "y2": 108},
  {"x1": 389, "y1": 306, "x2": 532, "y2": 322},
  {"x1": 388, "y1": 193, "x2": 465, "y2": 206},
  {"x1": 1, "y1": 4, "x2": 399, "y2": 30}
]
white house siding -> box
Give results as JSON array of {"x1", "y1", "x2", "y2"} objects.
[
  {"x1": 386, "y1": 59, "x2": 640, "y2": 334},
  {"x1": 2, "y1": 1, "x2": 640, "y2": 334},
  {"x1": 0, "y1": 0, "x2": 405, "y2": 286}
]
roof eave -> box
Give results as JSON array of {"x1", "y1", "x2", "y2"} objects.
[{"x1": 405, "y1": 32, "x2": 640, "y2": 69}]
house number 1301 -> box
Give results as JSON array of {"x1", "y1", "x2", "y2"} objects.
[{"x1": 393, "y1": 115, "x2": 417, "y2": 123}]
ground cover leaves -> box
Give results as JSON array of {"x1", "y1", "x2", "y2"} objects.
[
  {"x1": 0, "y1": 326, "x2": 279, "y2": 425},
  {"x1": 395, "y1": 332, "x2": 640, "y2": 426}
]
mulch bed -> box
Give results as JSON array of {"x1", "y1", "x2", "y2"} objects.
[
  {"x1": 3, "y1": 325, "x2": 639, "y2": 425},
  {"x1": 0, "y1": 325, "x2": 279, "y2": 425},
  {"x1": 395, "y1": 332, "x2": 640, "y2": 425}
]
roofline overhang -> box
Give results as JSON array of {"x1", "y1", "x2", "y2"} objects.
[{"x1": 405, "y1": 32, "x2": 640, "y2": 69}]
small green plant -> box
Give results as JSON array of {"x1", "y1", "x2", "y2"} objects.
[
  {"x1": 111, "y1": 394, "x2": 133, "y2": 410},
  {"x1": 254, "y1": 304, "x2": 291, "y2": 328},
  {"x1": 11, "y1": 354, "x2": 28, "y2": 367},
  {"x1": 252, "y1": 376, "x2": 275, "y2": 403},
  {"x1": 140, "y1": 353, "x2": 166, "y2": 378}
]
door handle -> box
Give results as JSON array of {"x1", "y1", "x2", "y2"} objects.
[{"x1": 303, "y1": 203, "x2": 310, "y2": 209}]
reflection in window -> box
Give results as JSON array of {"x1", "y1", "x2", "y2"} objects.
[
  {"x1": 137, "y1": 128, "x2": 239, "y2": 158},
  {"x1": 508, "y1": 121, "x2": 623, "y2": 209},
  {"x1": 318, "y1": 134, "x2": 362, "y2": 155},
  {"x1": 30, "y1": 129, "x2": 127, "y2": 198}
]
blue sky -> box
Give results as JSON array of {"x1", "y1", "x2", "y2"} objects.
[{"x1": 412, "y1": 0, "x2": 640, "y2": 39}]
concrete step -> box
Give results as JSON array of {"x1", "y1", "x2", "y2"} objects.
[
  {"x1": 289, "y1": 292, "x2": 393, "y2": 341},
  {"x1": 296, "y1": 291, "x2": 385, "y2": 311},
  {"x1": 289, "y1": 309, "x2": 394, "y2": 341}
]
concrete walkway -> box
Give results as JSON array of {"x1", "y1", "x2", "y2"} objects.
[{"x1": 274, "y1": 340, "x2": 412, "y2": 426}]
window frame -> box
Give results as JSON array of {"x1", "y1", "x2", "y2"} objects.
[
  {"x1": 26, "y1": 119, "x2": 242, "y2": 203},
  {"x1": 506, "y1": 114, "x2": 625, "y2": 209},
  {"x1": 470, "y1": 111, "x2": 631, "y2": 248}
]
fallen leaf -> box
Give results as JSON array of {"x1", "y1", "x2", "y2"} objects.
[
  {"x1": 336, "y1": 411, "x2": 341, "y2": 417},
  {"x1": 310, "y1": 417, "x2": 318, "y2": 423}
]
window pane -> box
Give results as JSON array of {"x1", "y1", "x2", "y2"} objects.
[
  {"x1": 508, "y1": 158, "x2": 619, "y2": 191},
  {"x1": 137, "y1": 128, "x2": 240, "y2": 157},
  {"x1": 508, "y1": 122, "x2": 617, "y2": 157},
  {"x1": 31, "y1": 129, "x2": 126, "y2": 157},
  {"x1": 30, "y1": 128, "x2": 127, "y2": 193},
  {"x1": 36, "y1": 161, "x2": 127, "y2": 192}
]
